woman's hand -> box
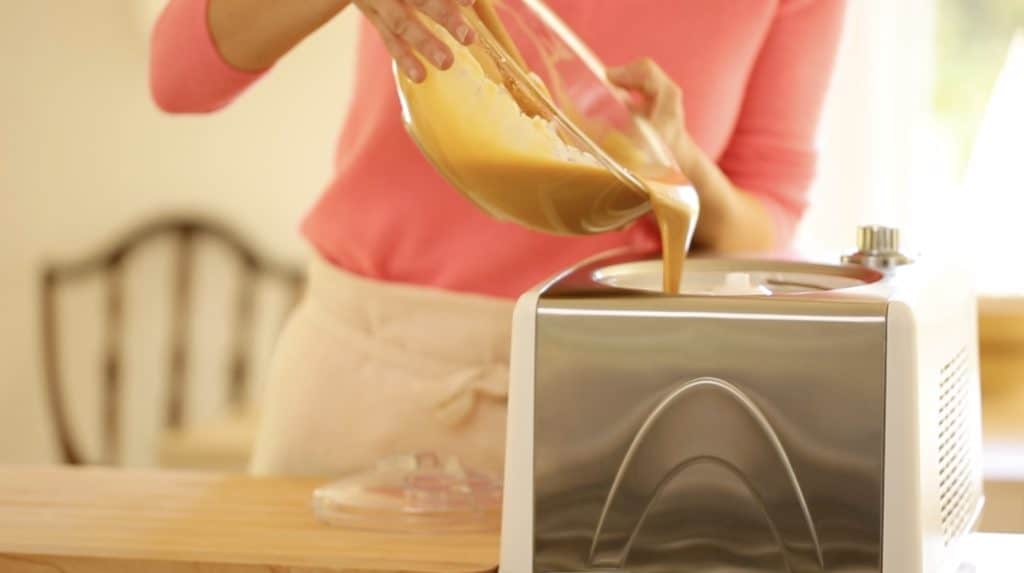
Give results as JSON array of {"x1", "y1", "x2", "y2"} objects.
[
  {"x1": 608, "y1": 58, "x2": 777, "y2": 252},
  {"x1": 607, "y1": 58, "x2": 694, "y2": 172},
  {"x1": 355, "y1": 0, "x2": 478, "y2": 82}
]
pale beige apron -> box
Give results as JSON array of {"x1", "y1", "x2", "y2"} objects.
[{"x1": 249, "y1": 252, "x2": 514, "y2": 477}]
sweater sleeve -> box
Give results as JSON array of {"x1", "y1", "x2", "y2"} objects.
[
  {"x1": 717, "y1": 0, "x2": 847, "y2": 247},
  {"x1": 149, "y1": 0, "x2": 268, "y2": 113}
]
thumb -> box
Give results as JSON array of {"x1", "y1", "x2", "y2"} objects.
[{"x1": 606, "y1": 59, "x2": 658, "y2": 96}]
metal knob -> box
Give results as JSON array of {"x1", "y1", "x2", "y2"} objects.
[
  {"x1": 857, "y1": 225, "x2": 900, "y2": 255},
  {"x1": 842, "y1": 225, "x2": 911, "y2": 269}
]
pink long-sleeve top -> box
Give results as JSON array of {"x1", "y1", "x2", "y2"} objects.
[{"x1": 151, "y1": 0, "x2": 845, "y2": 298}]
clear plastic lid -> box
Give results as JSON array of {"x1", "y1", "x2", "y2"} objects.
[
  {"x1": 312, "y1": 452, "x2": 502, "y2": 533},
  {"x1": 395, "y1": 0, "x2": 689, "y2": 235}
]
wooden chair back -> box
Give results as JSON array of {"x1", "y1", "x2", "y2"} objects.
[{"x1": 40, "y1": 215, "x2": 303, "y2": 465}]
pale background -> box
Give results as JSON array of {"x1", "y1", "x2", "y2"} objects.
[
  {"x1": 0, "y1": 0, "x2": 973, "y2": 463},
  {"x1": 0, "y1": 1, "x2": 358, "y2": 464}
]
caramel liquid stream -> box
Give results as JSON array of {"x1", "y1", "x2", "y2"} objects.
[
  {"x1": 648, "y1": 182, "x2": 694, "y2": 294},
  {"x1": 404, "y1": 0, "x2": 697, "y2": 293}
]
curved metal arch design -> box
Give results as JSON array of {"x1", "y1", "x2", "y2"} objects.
[
  {"x1": 586, "y1": 376, "x2": 824, "y2": 570},
  {"x1": 618, "y1": 455, "x2": 791, "y2": 571}
]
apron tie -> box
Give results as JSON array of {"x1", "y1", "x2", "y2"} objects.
[{"x1": 433, "y1": 363, "x2": 509, "y2": 427}]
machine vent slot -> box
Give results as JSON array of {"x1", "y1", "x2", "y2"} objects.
[{"x1": 937, "y1": 346, "x2": 982, "y2": 546}]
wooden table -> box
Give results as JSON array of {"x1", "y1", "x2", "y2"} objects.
[
  {"x1": 978, "y1": 296, "x2": 1024, "y2": 531},
  {"x1": 0, "y1": 467, "x2": 1021, "y2": 573},
  {"x1": 981, "y1": 380, "x2": 1024, "y2": 532},
  {"x1": 979, "y1": 296, "x2": 1024, "y2": 396},
  {"x1": 159, "y1": 406, "x2": 259, "y2": 472},
  {"x1": 0, "y1": 467, "x2": 498, "y2": 573}
]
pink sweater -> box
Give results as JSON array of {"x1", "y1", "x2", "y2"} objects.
[{"x1": 151, "y1": 0, "x2": 845, "y2": 298}]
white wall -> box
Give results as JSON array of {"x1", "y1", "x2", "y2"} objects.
[{"x1": 0, "y1": 1, "x2": 358, "y2": 463}]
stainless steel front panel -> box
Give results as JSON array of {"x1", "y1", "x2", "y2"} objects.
[{"x1": 532, "y1": 255, "x2": 888, "y2": 573}]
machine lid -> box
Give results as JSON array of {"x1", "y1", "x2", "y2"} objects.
[
  {"x1": 592, "y1": 258, "x2": 883, "y2": 296},
  {"x1": 311, "y1": 452, "x2": 501, "y2": 533}
]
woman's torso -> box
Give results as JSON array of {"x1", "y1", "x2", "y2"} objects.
[{"x1": 301, "y1": 0, "x2": 781, "y2": 298}]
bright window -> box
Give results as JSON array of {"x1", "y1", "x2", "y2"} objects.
[
  {"x1": 798, "y1": 1, "x2": 1023, "y2": 295},
  {"x1": 933, "y1": 2, "x2": 1024, "y2": 294},
  {"x1": 934, "y1": 0, "x2": 1024, "y2": 173}
]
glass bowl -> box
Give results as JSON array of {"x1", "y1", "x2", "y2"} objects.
[{"x1": 394, "y1": 0, "x2": 694, "y2": 235}]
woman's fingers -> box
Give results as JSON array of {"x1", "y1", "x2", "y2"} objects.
[
  {"x1": 607, "y1": 59, "x2": 660, "y2": 95},
  {"x1": 358, "y1": 0, "x2": 478, "y2": 82},
  {"x1": 608, "y1": 58, "x2": 683, "y2": 120},
  {"x1": 368, "y1": 0, "x2": 454, "y2": 70},
  {"x1": 608, "y1": 58, "x2": 686, "y2": 149},
  {"x1": 409, "y1": 0, "x2": 476, "y2": 45},
  {"x1": 608, "y1": 59, "x2": 681, "y2": 104},
  {"x1": 359, "y1": 3, "x2": 427, "y2": 81}
]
